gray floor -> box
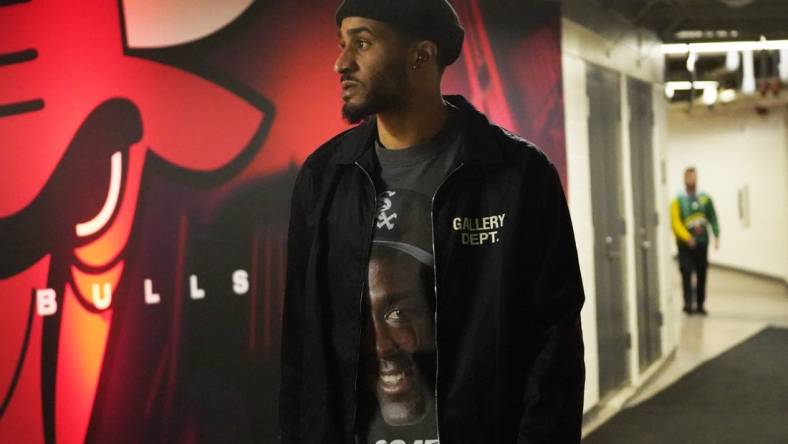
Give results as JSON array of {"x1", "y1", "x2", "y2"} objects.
[
  {"x1": 583, "y1": 265, "x2": 788, "y2": 436},
  {"x1": 628, "y1": 266, "x2": 788, "y2": 407}
]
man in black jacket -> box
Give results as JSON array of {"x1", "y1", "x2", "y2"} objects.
[{"x1": 280, "y1": 1, "x2": 586, "y2": 443}]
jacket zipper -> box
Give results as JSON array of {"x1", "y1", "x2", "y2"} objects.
[
  {"x1": 352, "y1": 161, "x2": 378, "y2": 439},
  {"x1": 430, "y1": 162, "x2": 465, "y2": 442}
]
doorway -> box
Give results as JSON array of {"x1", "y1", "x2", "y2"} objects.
[
  {"x1": 628, "y1": 77, "x2": 662, "y2": 371},
  {"x1": 586, "y1": 62, "x2": 630, "y2": 399}
]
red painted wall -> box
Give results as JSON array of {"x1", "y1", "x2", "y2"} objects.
[{"x1": 0, "y1": 1, "x2": 564, "y2": 442}]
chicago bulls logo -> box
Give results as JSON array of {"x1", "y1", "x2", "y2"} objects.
[{"x1": 0, "y1": 1, "x2": 271, "y2": 442}]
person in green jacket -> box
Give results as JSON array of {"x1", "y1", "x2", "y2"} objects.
[{"x1": 671, "y1": 167, "x2": 720, "y2": 315}]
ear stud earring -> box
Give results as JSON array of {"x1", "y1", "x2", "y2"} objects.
[{"x1": 412, "y1": 55, "x2": 425, "y2": 70}]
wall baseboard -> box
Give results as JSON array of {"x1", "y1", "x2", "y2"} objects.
[
  {"x1": 671, "y1": 255, "x2": 788, "y2": 287},
  {"x1": 581, "y1": 348, "x2": 677, "y2": 437},
  {"x1": 708, "y1": 262, "x2": 788, "y2": 287}
]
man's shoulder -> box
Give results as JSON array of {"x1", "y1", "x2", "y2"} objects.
[
  {"x1": 698, "y1": 192, "x2": 713, "y2": 204},
  {"x1": 449, "y1": 95, "x2": 547, "y2": 164},
  {"x1": 494, "y1": 124, "x2": 546, "y2": 162},
  {"x1": 301, "y1": 126, "x2": 358, "y2": 171},
  {"x1": 480, "y1": 119, "x2": 556, "y2": 180},
  {"x1": 292, "y1": 125, "x2": 365, "y2": 203}
]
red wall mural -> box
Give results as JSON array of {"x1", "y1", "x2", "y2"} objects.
[{"x1": 0, "y1": 1, "x2": 564, "y2": 442}]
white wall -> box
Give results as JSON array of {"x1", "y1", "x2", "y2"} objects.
[
  {"x1": 562, "y1": 46, "x2": 599, "y2": 411},
  {"x1": 666, "y1": 104, "x2": 788, "y2": 283},
  {"x1": 653, "y1": 85, "x2": 677, "y2": 363},
  {"x1": 562, "y1": 18, "x2": 673, "y2": 413}
]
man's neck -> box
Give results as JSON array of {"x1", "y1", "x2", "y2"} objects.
[{"x1": 376, "y1": 94, "x2": 448, "y2": 150}]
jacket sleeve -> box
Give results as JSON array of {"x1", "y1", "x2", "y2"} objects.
[
  {"x1": 518, "y1": 161, "x2": 586, "y2": 444},
  {"x1": 706, "y1": 195, "x2": 720, "y2": 238},
  {"x1": 670, "y1": 198, "x2": 692, "y2": 243},
  {"x1": 279, "y1": 165, "x2": 314, "y2": 443}
]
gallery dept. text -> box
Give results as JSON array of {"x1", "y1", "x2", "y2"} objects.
[{"x1": 452, "y1": 213, "x2": 505, "y2": 245}]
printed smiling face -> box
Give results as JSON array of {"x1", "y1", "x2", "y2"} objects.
[
  {"x1": 363, "y1": 247, "x2": 435, "y2": 426},
  {"x1": 334, "y1": 17, "x2": 413, "y2": 124}
]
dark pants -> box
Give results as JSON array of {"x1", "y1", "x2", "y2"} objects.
[{"x1": 678, "y1": 243, "x2": 708, "y2": 310}]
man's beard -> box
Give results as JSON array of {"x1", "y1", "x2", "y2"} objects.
[{"x1": 342, "y1": 63, "x2": 409, "y2": 124}]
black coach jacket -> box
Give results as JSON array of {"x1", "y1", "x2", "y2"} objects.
[{"x1": 280, "y1": 95, "x2": 585, "y2": 444}]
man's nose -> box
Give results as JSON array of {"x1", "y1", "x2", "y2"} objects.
[
  {"x1": 374, "y1": 324, "x2": 397, "y2": 358},
  {"x1": 334, "y1": 48, "x2": 355, "y2": 75}
]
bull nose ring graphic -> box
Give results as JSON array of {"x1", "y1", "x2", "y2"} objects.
[
  {"x1": 75, "y1": 151, "x2": 123, "y2": 238},
  {"x1": 0, "y1": 99, "x2": 140, "y2": 281}
]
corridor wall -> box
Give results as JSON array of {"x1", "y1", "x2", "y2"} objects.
[{"x1": 561, "y1": 8, "x2": 676, "y2": 413}]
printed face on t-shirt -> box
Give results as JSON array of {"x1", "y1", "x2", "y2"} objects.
[{"x1": 363, "y1": 248, "x2": 435, "y2": 426}]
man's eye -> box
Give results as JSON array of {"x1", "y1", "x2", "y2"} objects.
[
  {"x1": 356, "y1": 40, "x2": 370, "y2": 49},
  {"x1": 385, "y1": 308, "x2": 403, "y2": 323}
]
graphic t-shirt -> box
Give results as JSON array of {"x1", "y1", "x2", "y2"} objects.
[{"x1": 355, "y1": 109, "x2": 462, "y2": 444}]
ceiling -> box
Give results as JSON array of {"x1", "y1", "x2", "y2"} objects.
[
  {"x1": 596, "y1": 0, "x2": 788, "y2": 43},
  {"x1": 583, "y1": 0, "x2": 788, "y2": 104}
]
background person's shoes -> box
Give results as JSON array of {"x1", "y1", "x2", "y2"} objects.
[
  {"x1": 696, "y1": 307, "x2": 708, "y2": 315},
  {"x1": 683, "y1": 306, "x2": 693, "y2": 315}
]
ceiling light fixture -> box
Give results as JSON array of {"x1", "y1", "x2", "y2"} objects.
[
  {"x1": 665, "y1": 81, "x2": 719, "y2": 90},
  {"x1": 662, "y1": 39, "x2": 788, "y2": 55},
  {"x1": 664, "y1": 81, "x2": 719, "y2": 100}
]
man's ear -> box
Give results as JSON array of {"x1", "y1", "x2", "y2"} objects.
[{"x1": 411, "y1": 40, "x2": 439, "y2": 70}]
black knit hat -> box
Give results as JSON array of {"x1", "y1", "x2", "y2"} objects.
[{"x1": 335, "y1": 0, "x2": 465, "y2": 67}]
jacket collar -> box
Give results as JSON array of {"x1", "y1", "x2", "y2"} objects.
[{"x1": 330, "y1": 95, "x2": 505, "y2": 166}]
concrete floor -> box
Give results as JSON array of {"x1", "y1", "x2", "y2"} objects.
[{"x1": 583, "y1": 265, "x2": 788, "y2": 436}]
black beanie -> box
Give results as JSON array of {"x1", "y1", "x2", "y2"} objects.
[{"x1": 335, "y1": 0, "x2": 465, "y2": 67}]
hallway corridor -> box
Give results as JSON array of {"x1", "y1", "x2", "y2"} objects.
[{"x1": 583, "y1": 266, "x2": 788, "y2": 443}]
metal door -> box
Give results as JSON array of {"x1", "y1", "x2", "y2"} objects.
[
  {"x1": 586, "y1": 63, "x2": 630, "y2": 399},
  {"x1": 628, "y1": 77, "x2": 662, "y2": 371}
]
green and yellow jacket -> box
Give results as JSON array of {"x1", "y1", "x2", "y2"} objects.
[{"x1": 671, "y1": 191, "x2": 720, "y2": 246}]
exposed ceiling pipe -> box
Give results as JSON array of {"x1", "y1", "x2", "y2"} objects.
[
  {"x1": 742, "y1": 50, "x2": 756, "y2": 94},
  {"x1": 780, "y1": 49, "x2": 788, "y2": 82},
  {"x1": 717, "y1": 0, "x2": 755, "y2": 7}
]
